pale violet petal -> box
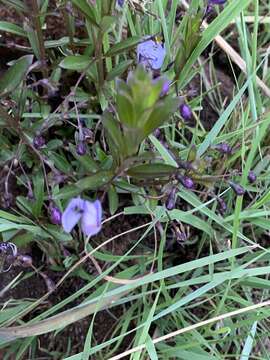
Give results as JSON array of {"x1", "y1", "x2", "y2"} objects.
[
  {"x1": 81, "y1": 200, "x2": 102, "y2": 237},
  {"x1": 137, "y1": 39, "x2": 166, "y2": 70},
  {"x1": 62, "y1": 197, "x2": 85, "y2": 233}
]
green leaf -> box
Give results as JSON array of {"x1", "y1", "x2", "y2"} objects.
[
  {"x1": 178, "y1": 0, "x2": 252, "y2": 88},
  {"x1": 106, "y1": 60, "x2": 133, "y2": 81},
  {"x1": 100, "y1": 16, "x2": 116, "y2": 33},
  {"x1": 106, "y1": 36, "x2": 142, "y2": 57},
  {"x1": 116, "y1": 90, "x2": 136, "y2": 127},
  {"x1": 0, "y1": 55, "x2": 33, "y2": 95},
  {"x1": 53, "y1": 185, "x2": 81, "y2": 200},
  {"x1": 59, "y1": 55, "x2": 91, "y2": 71},
  {"x1": 0, "y1": 21, "x2": 27, "y2": 37},
  {"x1": 143, "y1": 97, "x2": 179, "y2": 137},
  {"x1": 0, "y1": 0, "x2": 28, "y2": 12},
  {"x1": 108, "y1": 185, "x2": 119, "y2": 215},
  {"x1": 32, "y1": 172, "x2": 44, "y2": 218},
  {"x1": 69, "y1": 144, "x2": 99, "y2": 172},
  {"x1": 71, "y1": 0, "x2": 99, "y2": 28},
  {"x1": 76, "y1": 171, "x2": 114, "y2": 191},
  {"x1": 127, "y1": 163, "x2": 177, "y2": 179}
]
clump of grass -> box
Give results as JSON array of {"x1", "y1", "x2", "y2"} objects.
[{"x1": 0, "y1": 0, "x2": 270, "y2": 359}]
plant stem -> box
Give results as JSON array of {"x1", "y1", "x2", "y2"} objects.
[{"x1": 30, "y1": 0, "x2": 48, "y2": 78}]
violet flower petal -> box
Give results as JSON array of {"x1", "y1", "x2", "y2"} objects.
[
  {"x1": 62, "y1": 197, "x2": 85, "y2": 233},
  {"x1": 81, "y1": 200, "x2": 102, "y2": 237},
  {"x1": 137, "y1": 39, "x2": 166, "y2": 70}
]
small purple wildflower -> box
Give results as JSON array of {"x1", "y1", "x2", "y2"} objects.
[
  {"x1": 76, "y1": 141, "x2": 87, "y2": 156},
  {"x1": 248, "y1": 171, "x2": 257, "y2": 184},
  {"x1": 117, "y1": 0, "x2": 124, "y2": 6},
  {"x1": 179, "y1": 103, "x2": 192, "y2": 121},
  {"x1": 229, "y1": 181, "x2": 245, "y2": 196},
  {"x1": 177, "y1": 174, "x2": 194, "y2": 189},
  {"x1": 214, "y1": 143, "x2": 233, "y2": 155},
  {"x1": 49, "y1": 205, "x2": 62, "y2": 225},
  {"x1": 137, "y1": 38, "x2": 166, "y2": 70},
  {"x1": 33, "y1": 135, "x2": 46, "y2": 149},
  {"x1": 62, "y1": 197, "x2": 102, "y2": 237}
]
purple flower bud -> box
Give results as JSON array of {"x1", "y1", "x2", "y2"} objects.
[
  {"x1": 33, "y1": 135, "x2": 46, "y2": 149},
  {"x1": 208, "y1": 0, "x2": 226, "y2": 4},
  {"x1": 229, "y1": 181, "x2": 245, "y2": 196},
  {"x1": 153, "y1": 77, "x2": 171, "y2": 97},
  {"x1": 76, "y1": 141, "x2": 87, "y2": 156},
  {"x1": 248, "y1": 171, "x2": 257, "y2": 184},
  {"x1": 117, "y1": 0, "x2": 124, "y2": 6},
  {"x1": 153, "y1": 128, "x2": 161, "y2": 138},
  {"x1": 179, "y1": 103, "x2": 192, "y2": 121},
  {"x1": 217, "y1": 197, "x2": 227, "y2": 215},
  {"x1": 214, "y1": 143, "x2": 232, "y2": 155},
  {"x1": 166, "y1": 188, "x2": 177, "y2": 210},
  {"x1": 49, "y1": 205, "x2": 62, "y2": 225},
  {"x1": 177, "y1": 174, "x2": 194, "y2": 189}
]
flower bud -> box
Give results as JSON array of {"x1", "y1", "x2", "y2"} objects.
[
  {"x1": 179, "y1": 103, "x2": 192, "y2": 121},
  {"x1": 76, "y1": 141, "x2": 87, "y2": 156},
  {"x1": 33, "y1": 135, "x2": 46, "y2": 149},
  {"x1": 214, "y1": 143, "x2": 232, "y2": 155},
  {"x1": 217, "y1": 197, "x2": 227, "y2": 215},
  {"x1": 209, "y1": 0, "x2": 226, "y2": 4},
  {"x1": 49, "y1": 205, "x2": 62, "y2": 225},
  {"x1": 248, "y1": 171, "x2": 257, "y2": 184},
  {"x1": 117, "y1": 0, "x2": 124, "y2": 7},
  {"x1": 166, "y1": 187, "x2": 177, "y2": 210},
  {"x1": 160, "y1": 78, "x2": 171, "y2": 97},
  {"x1": 177, "y1": 174, "x2": 194, "y2": 189},
  {"x1": 229, "y1": 181, "x2": 245, "y2": 196}
]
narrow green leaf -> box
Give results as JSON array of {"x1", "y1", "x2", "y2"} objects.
[{"x1": 0, "y1": 55, "x2": 33, "y2": 95}]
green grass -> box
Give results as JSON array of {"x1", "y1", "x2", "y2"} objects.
[{"x1": 0, "y1": 0, "x2": 270, "y2": 359}]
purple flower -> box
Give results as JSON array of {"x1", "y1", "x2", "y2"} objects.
[
  {"x1": 179, "y1": 103, "x2": 192, "y2": 121},
  {"x1": 248, "y1": 171, "x2": 257, "y2": 184},
  {"x1": 33, "y1": 135, "x2": 46, "y2": 149},
  {"x1": 117, "y1": 0, "x2": 124, "y2": 6},
  {"x1": 49, "y1": 205, "x2": 62, "y2": 225},
  {"x1": 137, "y1": 38, "x2": 166, "y2": 70},
  {"x1": 62, "y1": 197, "x2": 102, "y2": 237}
]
